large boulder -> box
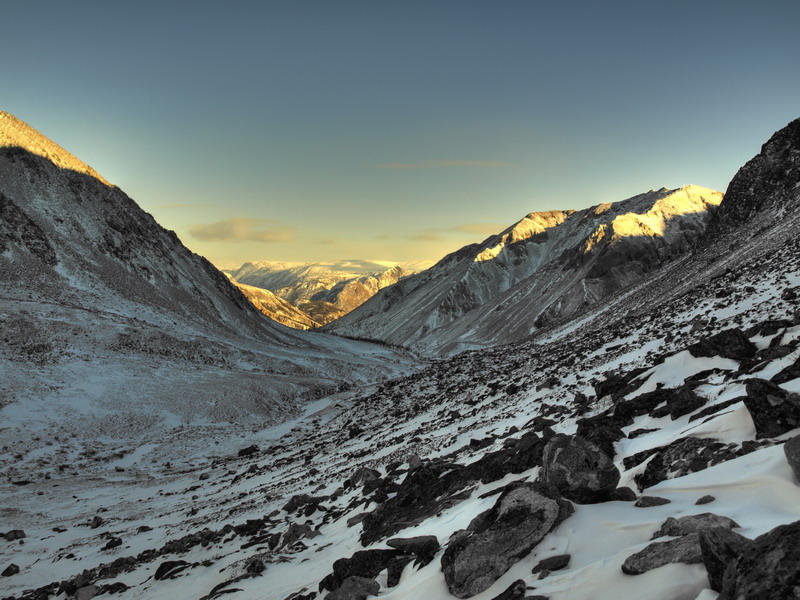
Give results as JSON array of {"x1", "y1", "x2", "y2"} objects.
[
  {"x1": 633, "y1": 437, "x2": 739, "y2": 490},
  {"x1": 386, "y1": 535, "x2": 439, "y2": 566},
  {"x1": 324, "y1": 576, "x2": 380, "y2": 600},
  {"x1": 719, "y1": 519, "x2": 800, "y2": 599},
  {"x1": 652, "y1": 513, "x2": 740, "y2": 539},
  {"x1": 621, "y1": 533, "x2": 703, "y2": 575},
  {"x1": 441, "y1": 483, "x2": 572, "y2": 598},
  {"x1": 540, "y1": 434, "x2": 620, "y2": 503},
  {"x1": 698, "y1": 528, "x2": 750, "y2": 592},
  {"x1": 783, "y1": 434, "x2": 800, "y2": 482},
  {"x1": 687, "y1": 328, "x2": 757, "y2": 361},
  {"x1": 742, "y1": 378, "x2": 800, "y2": 438},
  {"x1": 320, "y1": 550, "x2": 410, "y2": 592}
]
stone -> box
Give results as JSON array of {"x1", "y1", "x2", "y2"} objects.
[
  {"x1": 237, "y1": 444, "x2": 259, "y2": 457},
  {"x1": 687, "y1": 329, "x2": 757, "y2": 361},
  {"x1": 532, "y1": 554, "x2": 570, "y2": 574},
  {"x1": 320, "y1": 549, "x2": 408, "y2": 592},
  {"x1": 89, "y1": 515, "x2": 105, "y2": 529},
  {"x1": 634, "y1": 437, "x2": 739, "y2": 490},
  {"x1": 771, "y1": 357, "x2": 800, "y2": 385},
  {"x1": 349, "y1": 467, "x2": 380, "y2": 488},
  {"x1": 154, "y1": 560, "x2": 191, "y2": 581},
  {"x1": 698, "y1": 527, "x2": 750, "y2": 592},
  {"x1": 742, "y1": 378, "x2": 800, "y2": 438},
  {"x1": 103, "y1": 536, "x2": 123, "y2": 550},
  {"x1": 489, "y1": 579, "x2": 527, "y2": 600},
  {"x1": 540, "y1": 434, "x2": 620, "y2": 503},
  {"x1": 324, "y1": 576, "x2": 380, "y2": 600},
  {"x1": 610, "y1": 487, "x2": 637, "y2": 501},
  {"x1": 621, "y1": 533, "x2": 703, "y2": 575},
  {"x1": 719, "y1": 519, "x2": 800, "y2": 599},
  {"x1": 783, "y1": 434, "x2": 800, "y2": 482},
  {"x1": 386, "y1": 535, "x2": 439, "y2": 566},
  {"x1": 76, "y1": 585, "x2": 99, "y2": 600},
  {"x1": 634, "y1": 496, "x2": 671, "y2": 508},
  {"x1": 1, "y1": 563, "x2": 19, "y2": 577},
  {"x1": 4, "y1": 529, "x2": 26, "y2": 541},
  {"x1": 696, "y1": 495, "x2": 716, "y2": 505},
  {"x1": 652, "y1": 513, "x2": 739, "y2": 539},
  {"x1": 441, "y1": 483, "x2": 572, "y2": 598}
]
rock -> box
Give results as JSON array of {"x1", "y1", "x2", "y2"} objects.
[
  {"x1": 489, "y1": 579, "x2": 527, "y2": 600},
  {"x1": 407, "y1": 454, "x2": 423, "y2": 469},
  {"x1": 742, "y1": 378, "x2": 800, "y2": 438},
  {"x1": 784, "y1": 434, "x2": 800, "y2": 482},
  {"x1": 441, "y1": 483, "x2": 572, "y2": 598},
  {"x1": 621, "y1": 533, "x2": 703, "y2": 575},
  {"x1": 575, "y1": 415, "x2": 625, "y2": 458},
  {"x1": 349, "y1": 467, "x2": 380, "y2": 488},
  {"x1": 771, "y1": 357, "x2": 800, "y2": 385},
  {"x1": 698, "y1": 528, "x2": 750, "y2": 592},
  {"x1": 696, "y1": 495, "x2": 716, "y2": 505},
  {"x1": 320, "y1": 549, "x2": 409, "y2": 592},
  {"x1": 89, "y1": 515, "x2": 105, "y2": 529},
  {"x1": 386, "y1": 535, "x2": 439, "y2": 566},
  {"x1": 76, "y1": 585, "x2": 99, "y2": 600},
  {"x1": 283, "y1": 494, "x2": 326, "y2": 514},
  {"x1": 634, "y1": 437, "x2": 739, "y2": 490},
  {"x1": 4, "y1": 529, "x2": 26, "y2": 541},
  {"x1": 614, "y1": 389, "x2": 672, "y2": 423},
  {"x1": 1, "y1": 563, "x2": 20, "y2": 577},
  {"x1": 540, "y1": 434, "x2": 620, "y2": 503},
  {"x1": 103, "y1": 536, "x2": 123, "y2": 550},
  {"x1": 652, "y1": 513, "x2": 739, "y2": 539},
  {"x1": 324, "y1": 576, "x2": 380, "y2": 600},
  {"x1": 532, "y1": 554, "x2": 570, "y2": 574},
  {"x1": 154, "y1": 560, "x2": 191, "y2": 580},
  {"x1": 346, "y1": 513, "x2": 368, "y2": 527},
  {"x1": 610, "y1": 487, "x2": 637, "y2": 501},
  {"x1": 687, "y1": 329, "x2": 757, "y2": 361},
  {"x1": 237, "y1": 444, "x2": 259, "y2": 457},
  {"x1": 719, "y1": 519, "x2": 800, "y2": 599},
  {"x1": 634, "y1": 496, "x2": 671, "y2": 508}
]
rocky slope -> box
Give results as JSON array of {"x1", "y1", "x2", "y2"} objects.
[
  {"x1": 0, "y1": 111, "x2": 417, "y2": 463},
  {"x1": 226, "y1": 275, "x2": 322, "y2": 330},
  {"x1": 2, "y1": 119, "x2": 800, "y2": 600},
  {"x1": 327, "y1": 185, "x2": 723, "y2": 355},
  {"x1": 228, "y1": 261, "x2": 425, "y2": 325}
]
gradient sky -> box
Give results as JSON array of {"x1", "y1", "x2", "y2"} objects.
[{"x1": 4, "y1": 0, "x2": 800, "y2": 268}]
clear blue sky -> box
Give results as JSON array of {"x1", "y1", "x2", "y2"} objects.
[{"x1": 5, "y1": 0, "x2": 799, "y2": 267}]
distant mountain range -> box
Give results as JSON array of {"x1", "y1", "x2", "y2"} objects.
[
  {"x1": 226, "y1": 260, "x2": 431, "y2": 327},
  {"x1": 327, "y1": 185, "x2": 723, "y2": 355}
]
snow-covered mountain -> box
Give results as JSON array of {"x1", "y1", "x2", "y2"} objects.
[
  {"x1": 327, "y1": 185, "x2": 723, "y2": 355},
  {"x1": 228, "y1": 260, "x2": 429, "y2": 325},
  {"x1": 225, "y1": 274, "x2": 322, "y2": 330},
  {"x1": 0, "y1": 111, "x2": 417, "y2": 452},
  {"x1": 2, "y1": 118, "x2": 799, "y2": 600}
]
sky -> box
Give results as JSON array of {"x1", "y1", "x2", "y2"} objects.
[{"x1": 3, "y1": 0, "x2": 800, "y2": 268}]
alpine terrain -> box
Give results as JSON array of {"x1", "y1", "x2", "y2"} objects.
[{"x1": 1, "y1": 115, "x2": 800, "y2": 600}]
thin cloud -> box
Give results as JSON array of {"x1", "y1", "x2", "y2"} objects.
[
  {"x1": 408, "y1": 231, "x2": 445, "y2": 242},
  {"x1": 156, "y1": 202, "x2": 212, "y2": 209},
  {"x1": 370, "y1": 159, "x2": 517, "y2": 170},
  {"x1": 449, "y1": 223, "x2": 505, "y2": 236},
  {"x1": 189, "y1": 218, "x2": 294, "y2": 243}
]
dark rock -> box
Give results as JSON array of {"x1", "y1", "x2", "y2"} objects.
[
  {"x1": 349, "y1": 467, "x2": 380, "y2": 488},
  {"x1": 621, "y1": 533, "x2": 702, "y2": 575},
  {"x1": 320, "y1": 549, "x2": 407, "y2": 592},
  {"x1": 101, "y1": 581, "x2": 129, "y2": 594},
  {"x1": 283, "y1": 494, "x2": 326, "y2": 514},
  {"x1": 719, "y1": 519, "x2": 800, "y2": 599},
  {"x1": 76, "y1": 585, "x2": 99, "y2": 600},
  {"x1": 634, "y1": 437, "x2": 738, "y2": 490},
  {"x1": 698, "y1": 527, "x2": 750, "y2": 592},
  {"x1": 687, "y1": 328, "x2": 757, "y2": 361},
  {"x1": 103, "y1": 536, "x2": 123, "y2": 550},
  {"x1": 1, "y1": 563, "x2": 19, "y2": 577},
  {"x1": 742, "y1": 378, "x2": 800, "y2": 438},
  {"x1": 540, "y1": 434, "x2": 620, "y2": 503},
  {"x1": 575, "y1": 416, "x2": 625, "y2": 458},
  {"x1": 4, "y1": 529, "x2": 26, "y2": 541},
  {"x1": 386, "y1": 535, "x2": 439, "y2": 566},
  {"x1": 441, "y1": 483, "x2": 572, "y2": 598},
  {"x1": 237, "y1": 444, "x2": 259, "y2": 457},
  {"x1": 652, "y1": 513, "x2": 739, "y2": 539},
  {"x1": 609, "y1": 486, "x2": 637, "y2": 501},
  {"x1": 634, "y1": 496, "x2": 671, "y2": 508},
  {"x1": 613, "y1": 389, "x2": 671, "y2": 423},
  {"x1": 695, "y1": 495, "x2": 716, "y2": 505},
  {"x1": 594, "y1": 368, "x2": 648, "y2": 401},
  {"x1": 89, "y1": 515, "x2": 105, "y2": 529},
  {"x1": 784, "y1": 435, "x2": 800, "y2": 482},
  {"x1": 154, "y1": 560, "x2": 191, "y2": 580},
  {"x1": 688, "y1": 398, "x2": 743, "y2": 423},
  {"x1": 489, "y1": 579, "x2": 526, "y2": 600},
  {"x1": 532, "y1": 554, "x2": 570, "y2": 574},
  {"x1": 771, "y1": 357, "x2": 800, "y2": 385},
  {"x1": 324, "y1": 576, "x2": 380, "y2": 600}
]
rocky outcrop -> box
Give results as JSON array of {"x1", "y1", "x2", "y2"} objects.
[
  {"x1": 783, "y1": 435, "x2": 800, "y2": 482},
  {"x1": 540, "y1": 434, "x2": 620, "y2": 503},
  {"x1": 742, "y1": 379, "x2": 800, "y2": 438},
  {"x1": 441, "y1": 483, "x2": 572, "y2": 598},
  {"x1": 687, "y1": 328, "x2": 757, "y2": 361},
  {"x1": 621, "y1": 533, "x2": 703, "y2": 575},
  {"x1": 651, "y1": 513, "x2": 739, "y2": 539},
  {"x1": 698, "y1": 528, "x2": 750, "y2": 592}
]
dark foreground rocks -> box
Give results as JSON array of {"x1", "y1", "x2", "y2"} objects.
[
  {"x1": 621, "y1": 533, "x2": 703, "y2": 574},
  {"x1": 698, "y1": 528, "x2": 750, "y2": 592},
  {"x1": 742, "y1": 379, "x2": 800, "y2": 438},
  {"x1": 540, "y1": 434, "x2": 620, "y2": 503},
  {"x1": 441, "y1": 483, "x2": 572, "y2": 598}
]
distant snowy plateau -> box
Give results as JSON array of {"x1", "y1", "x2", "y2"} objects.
[{"x1": 1, "y1": 113, "x2": 800, "y2": 600}]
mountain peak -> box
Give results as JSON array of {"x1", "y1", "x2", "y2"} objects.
[{"x1": 0, "y1": 111, "x2": 110, "y2": 185}]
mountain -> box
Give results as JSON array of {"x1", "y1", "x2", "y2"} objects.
[
  {"x1": 3, "y1": 118, "x2": 800, "y2": 600},
  {"x1": 327, "y1": 185, "x2": 723, "y2": 355},
  {"x1": 225, "y1": 274, "x2": 321, "y2": 330},
  {"x1": 228, "y1": 260, "x2": 428, "y2": 325},
  {"x1": 0, "y1": 112, "x2": 416, "y2": 444}
]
